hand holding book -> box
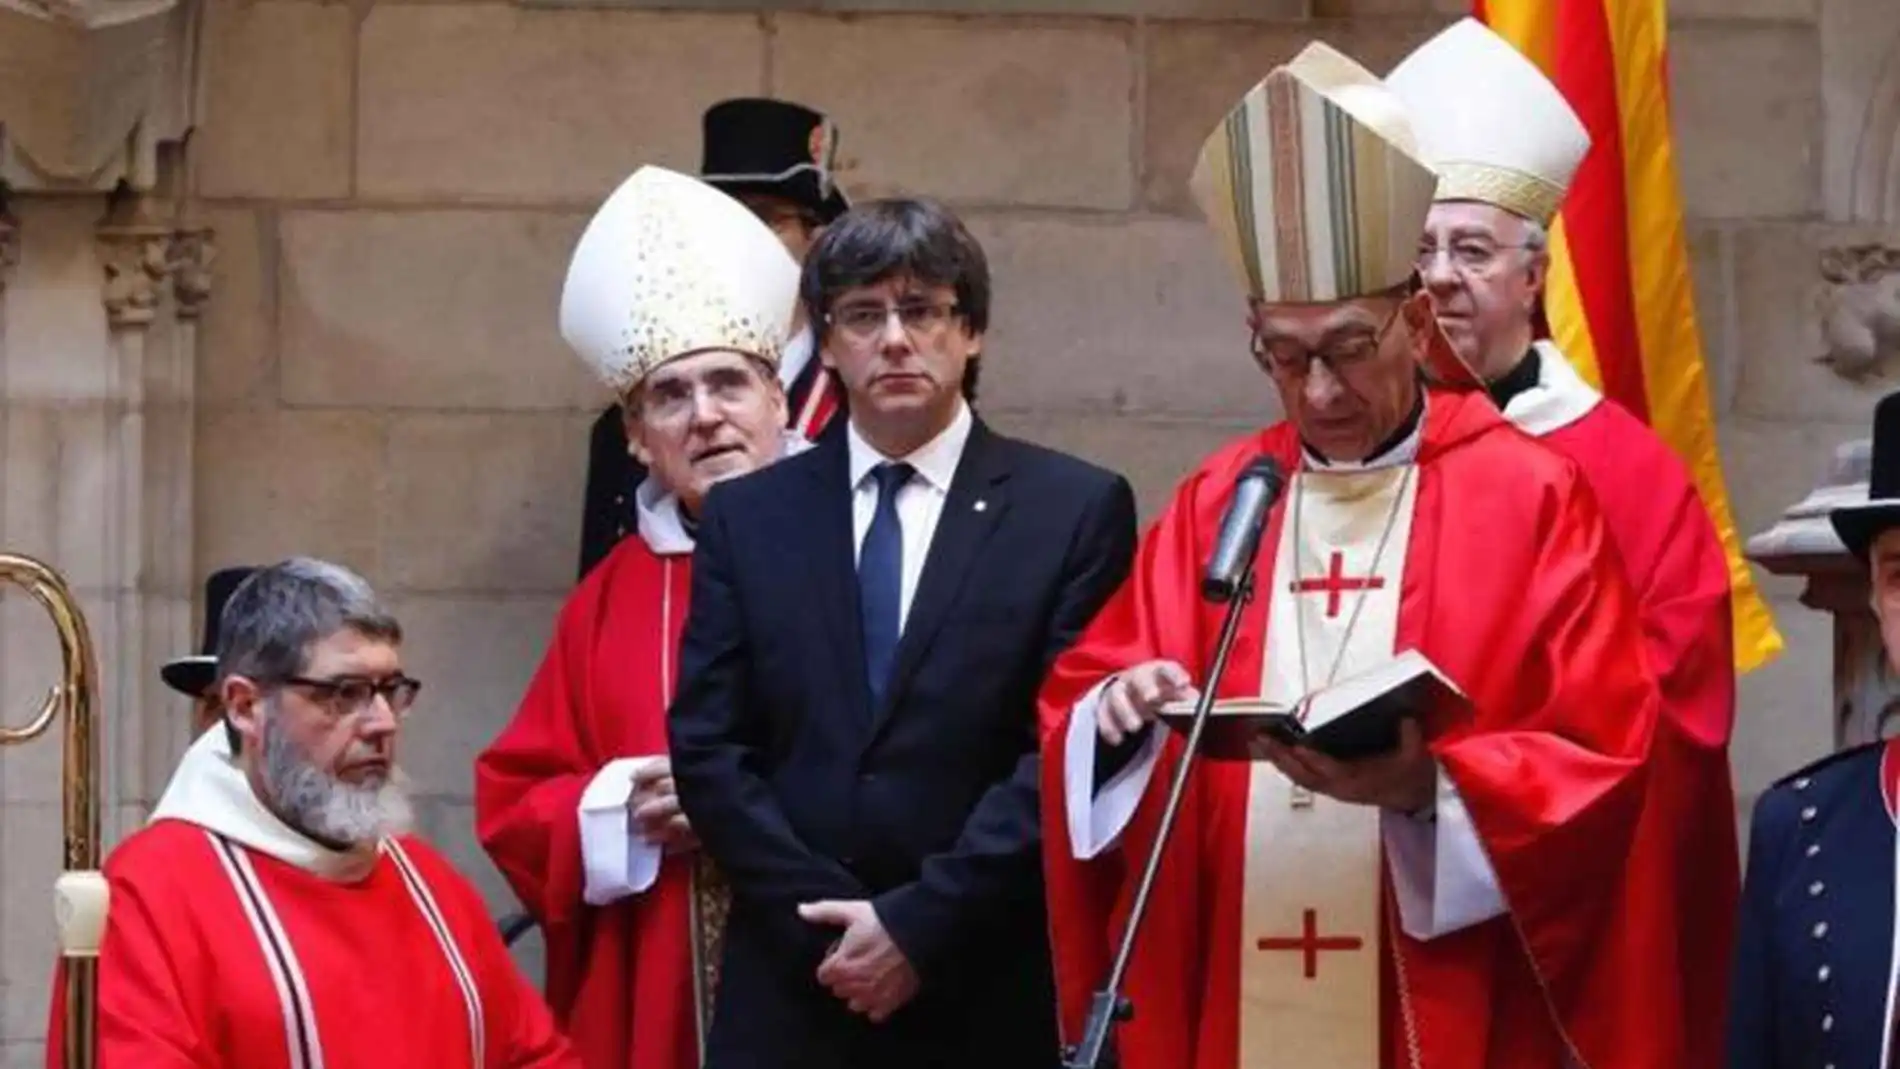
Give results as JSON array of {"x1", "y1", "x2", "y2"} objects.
[
  {"x1": 1156, "y1": 649, "x2": 1467, "y2": 763},
  {"x1": 1252, "y1": 718, "x2": 1438, "y2": 813}
]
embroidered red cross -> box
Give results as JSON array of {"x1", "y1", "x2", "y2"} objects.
[
  {"x1": 1256, "y1": 908, "x2": 1365, "y2": 979},
  {"x1": 1289, "y1": 551, "x2": 1384, "y2": 618}
]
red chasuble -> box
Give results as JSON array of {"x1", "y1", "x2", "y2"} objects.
[
  {"x1": 1503, "y1": 341, "x2": 1739, "y2": 1069},
  {"x1": 475, "y1": 535, "x2": 703, "y2": 1069},
  {"x1": 44, "y1": 738, "x2": 576, "y2": 1069},
  {"x1": 1039, "y1": 388, "x2": 1684, "y2": 1069}
]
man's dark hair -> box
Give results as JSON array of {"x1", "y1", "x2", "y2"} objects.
[{"x1": 802, "y1": 197, "x2": 989, "y2": 403}]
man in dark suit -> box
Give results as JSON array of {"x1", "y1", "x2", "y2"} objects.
[
  {"x1": 669, "y1": 197, "x2": 1137, "y2": 1068},
  {"x1": 578, "y1": 98, "x2": 852, "y2": 579},
  {"x1": 1728, "y1": 388, "x2": 1900, "y2": 1069}
]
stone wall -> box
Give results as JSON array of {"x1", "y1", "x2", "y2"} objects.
[{"x1": 3, "y1": 0, "x2": 1898, "y2": 1059}]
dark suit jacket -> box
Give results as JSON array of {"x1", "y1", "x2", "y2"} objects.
[
  {"x1": 1728, "y1": 741, "x2": 1894, "y2": 1069},
  {"x1": 669, "y1": 418, "x2": 1136, "y2": 1069}
]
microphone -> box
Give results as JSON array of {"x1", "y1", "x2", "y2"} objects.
[
  {"x1": 1201, "y1": 456, "x2": 1286, "y2": 604},
  {"x1": 1064, "y1": 455, "x2": 1287, "y2": 1069}
]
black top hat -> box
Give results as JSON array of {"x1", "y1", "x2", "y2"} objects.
[
  {"x1": 578, "y1": 407, "x2": 644, "y2": 581},
  {"x1": 1831, "y1": 391, "x2": 1900, "y2": 560},
  {"x1": 699, "y1": 98, "x2": 849, "y2": 224},
  {"x1": 159, "y1": 566, "x2": 258, "y2": 698}
]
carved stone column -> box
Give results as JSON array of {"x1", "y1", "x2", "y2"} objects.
[
  {"x1": 0, "y1": 0, "x2": 207, "y2": 1050},
  {"x1": 1747, "y1": 441, "x2": 1900, "y2": 748},
  {"x1": 0, "y1": 206, "x2": 19, "y2": 293}
]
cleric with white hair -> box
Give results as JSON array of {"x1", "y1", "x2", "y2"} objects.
[
  {"x1": 44, "y1": 556, "x2": 580, "y2": 1068},
  {"x1": 474, "y1": 164, "x2": 807, "y2": 1069},
  {"x1": 1388, "y1": 26, "x2": 1742, "y2": 1068}
]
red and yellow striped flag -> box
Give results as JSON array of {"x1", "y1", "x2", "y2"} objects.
[{"x1": 1474, "y1": 0, "x2": 1782, "y2": 672}]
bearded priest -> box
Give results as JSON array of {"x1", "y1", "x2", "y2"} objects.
[
  {"x1": 44, "y1": 558, "x2": 578, "y2": 1069},
  {"x1": 1039, "y1": 40, "x2": 1689, "y2": 1069}
]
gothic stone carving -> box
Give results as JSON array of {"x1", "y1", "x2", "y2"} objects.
[
  {"x1": 0, "y1": 0, "x2": 200, "y2": 192},
  {"x1": 168, "y1": 225, "x2": 215, "y2": 319},
  {"x1": 1748, "y1": 439, "x2": 1900, "y2": 749},
  {"x1": 1816, "y1": 244, "x2": 1900, "y2": 379},
  {"x1": 98, "y1": 222, "x2": 175, "y2": 329}
]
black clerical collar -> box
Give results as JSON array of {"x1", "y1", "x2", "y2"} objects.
[
  {"x1": 1486, "y1": 348, "x2": 1541, "y2": 412},
  {"x1": 1300, "y1": 393, "x2": 1425, "y2": 467}
]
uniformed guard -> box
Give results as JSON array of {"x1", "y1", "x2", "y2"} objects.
[
  {"x1": 159, "y1": 565, "x2": 258, "y2": 737},
  {"x1": 1729, "y1": 388, "x2": 1900, "y2": 1069},
  {"x1": 577, "y1": 98, "x2": 850, "y2": 579}
]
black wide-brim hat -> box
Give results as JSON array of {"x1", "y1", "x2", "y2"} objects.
[
  {"x1": 1831, "y1": 390, "x2": 1900, "y2": 560},
  {"x1": 699, "y1": 98, "x2": 849, "y2": 224},
  {"x1": 159, "y1": 566, "x2": 258, "y2": 698}
]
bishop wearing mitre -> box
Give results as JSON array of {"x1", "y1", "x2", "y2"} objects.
[
  {"x1": 1387, "y1": 21, "x2": 1739, "y2": 1068},
  {"x1": 475, "y1": 165, "x2": 806, "y2": 1069},
  {"x1": 1039, "y1": 40, "x2": 1692, "y2": 1069}
]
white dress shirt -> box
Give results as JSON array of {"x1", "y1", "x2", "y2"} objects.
[{"x1": 846, "y1": 401, "x2": 974, "y2": 632}]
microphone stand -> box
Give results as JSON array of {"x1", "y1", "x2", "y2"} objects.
[{"x1": 1060, "y1": 559, "x2": 1259, "y2": 1069}]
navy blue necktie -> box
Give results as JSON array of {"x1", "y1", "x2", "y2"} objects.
[{"x1": 860, "y1": 462, "x2": 914, "y2": 709}]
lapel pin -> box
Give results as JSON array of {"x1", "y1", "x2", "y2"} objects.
[{"x1": 974, "y1": 500, "x2": 988, "y2": 512}]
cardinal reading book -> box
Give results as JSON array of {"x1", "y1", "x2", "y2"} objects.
[{"x1": 1158, "y1": 648, "x2": 1467, "y2": 761}]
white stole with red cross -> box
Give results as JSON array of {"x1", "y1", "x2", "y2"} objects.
[{"x1": 1238, "y1": 459, "x2": 1421, "y2": 1069}]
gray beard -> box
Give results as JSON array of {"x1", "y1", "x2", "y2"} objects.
[{"x1": 260, "y1": 715, "x2": 414, "y2": 847}]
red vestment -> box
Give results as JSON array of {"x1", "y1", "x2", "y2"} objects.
[
  {"x1": 1504, "y1": 342, "x2": 1739, "y2": 1069},
  {"x1": 1039, "y1": 389, "x2": 1684, "y2": 1069},
  {"x1": 790, "y1": 369, "x2": 841, "y2": 440},
  {"x1": 44, "y1": 738, "x2": 576, "y2": 1068},
  {"x1": 475, "y1": 534, "x2": 700, "y2": 1069}
]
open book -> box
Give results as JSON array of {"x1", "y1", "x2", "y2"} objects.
[{"x1": 1156, "y1": 649, "x2": 1467, "y2": 762}]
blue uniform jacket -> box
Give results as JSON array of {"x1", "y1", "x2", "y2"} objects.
[{"x1": 1729, "y1": 740, "x2": 1897, "y2": 1069}]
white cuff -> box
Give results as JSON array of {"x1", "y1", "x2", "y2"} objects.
[
  {"x1": 578, "y1": 756, "x2": 665, "y2": 906},
  {"x1": 1065, "y1": 679, "x2": 1162, "y2": 860},
  {"x1": 1383, "y1": 766, "x2": 1507, "y2": 939}
]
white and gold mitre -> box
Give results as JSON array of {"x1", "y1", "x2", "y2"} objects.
[
  {"x1": 1189, "y1": 41, "x2": 1439, "y2": 304},
  {"x1": 558, "y1": 165, "x2": 800, "y2": 396},
  {"x1": 1384, "y1": 18, "x2": 1591, "y2": 225}
]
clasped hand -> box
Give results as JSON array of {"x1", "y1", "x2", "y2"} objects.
[
  {"x1": 798, "y1": 899, "x2": 920, "y2": 1023},
  {"x1": 628, "y1": 758, "x2": 698, "y2": 855},
  {"x1": 1097, "y1": 660, "x2": 1437, "y2": 813}
]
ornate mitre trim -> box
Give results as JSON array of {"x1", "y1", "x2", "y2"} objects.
[
  {"x1": 1189, "y1": 41, "x2": 1439, "y2": 303},
  {"x1": 1432, "y1": 163, "x2": 1567, "y2": 228},
  {"x1": 1385, "y1": 18, "x2": 1590, "y2": 226},
  {"x1": 559, "y1": 166, "x2": 800, "y2": 396}
]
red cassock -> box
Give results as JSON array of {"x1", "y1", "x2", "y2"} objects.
[
  {"x1": 475, "y1": 535, "x2": 702, "y2": 1069},
  {"x1": 1038, "y1": 388, "x2": 1687, "y2": 1069},
  {"x1": 43, "y1": 794, "x2": 576, "y2": 1067},
  {"x1": 1503, "y1": 341, "x2": 1739, "y2": 1069}
]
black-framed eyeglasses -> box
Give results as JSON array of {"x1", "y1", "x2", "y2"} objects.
[
  {"x1": 825, "y1": 299, "x2": 962, "y2": 342},
  {"x1": 1250, "y1": 304, "x2": 1403, "y2": 379},
  {"x1": 278, "y1": 674, "x2": 422, "y2": 719}
]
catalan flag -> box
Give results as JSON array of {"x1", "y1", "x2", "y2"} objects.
[{"x1": 1474, "y1": 0, "x2": 1783, "y2": 672}]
